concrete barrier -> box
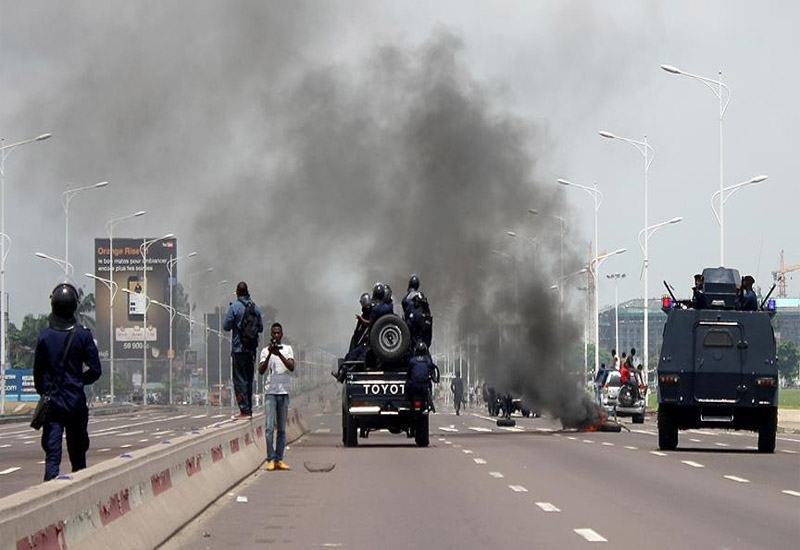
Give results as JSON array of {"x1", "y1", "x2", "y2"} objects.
[{"x1": 0, "y1": 408, "x2": 308, "y2": 550}]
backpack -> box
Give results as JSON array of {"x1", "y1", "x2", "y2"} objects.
[
  {"x1": 239, "y1": 300, "x2": 260, "y2": 350},
  {"x1": 409, "y1": 357, "x2": 431, "y2": 385}
]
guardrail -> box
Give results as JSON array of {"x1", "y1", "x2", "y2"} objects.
[{"x1": 0, "y1": 408, "x2": 307, "y2": 550}]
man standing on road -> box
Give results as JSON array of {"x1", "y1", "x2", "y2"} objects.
[
  {"x1": 34, "y1": 281, "x2": 102, "y2": 481},
  {"x1": 451, "y1": 371, "x2": 464, "y2": 416},
  {"x1": 259, "y1": 322, "x2": 295, "y2": 471},
  {"x1": 223, "y1": 282, "x2": 264, "y2": 419}
]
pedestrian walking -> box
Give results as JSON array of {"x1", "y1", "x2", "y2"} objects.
[
  {"x1": 451, "y1": 371, "x2": 464, "y2": 415},
  {"x1": 258, "y1": 322, "x2": 295, "y2": 471},
  {"x1": 223, "y1": 281, "x2": 264, "y2": 418},
  {"x1": 33, "y1": 281, "x2": 102, "y2": 481}
]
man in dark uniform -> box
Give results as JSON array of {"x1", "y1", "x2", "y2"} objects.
[
  {"x1": 691, "y1": 274, "x2": 707, "y2": 309},
  {"x1": 369, "y1": 282, "x2": 394, "y2": 322},
  {"x1": 401, "y1": 274, "x2": 420, "y2": 315},
  {"x1": 451, "y1": 371, "x2": 464, "y2": 415},
  {"x1": 406, "y1": 341, "x2": 435, "y2": 407},
  {"x1": 402, "y1": 274, "x2": 434, "y2": 348},
  {"x1": 343, "y1": 293, "x2": 372, "y2": 367},
  {"x1": 34, "y1": 281, "x2": 102, "y2": 481},
  {"x1": 738, "y1": 275, "x2": 758, "y2": 311}
]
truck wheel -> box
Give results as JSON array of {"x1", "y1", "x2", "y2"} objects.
[
  {"x1": 658, "y1": 407, "x2": 678, "y2": 451},
  {"x1": 758, "y1": 408, "x2": 777, "y2": 454},
  {"x1": 414, "y1": 415, "x2": 430, "y2": 447},
  {"x1": 522, "y1": 408, "x2": 531, "y2": 417},
  {"x1": 344, "y1": 411, "x2": 358, "y2": 447},
  {"x1": 632, "y1": 414, "x2": 645, "y2": 424},
  {"x1": 369, "y1": 315, "x2": 410, "y2": 362}
]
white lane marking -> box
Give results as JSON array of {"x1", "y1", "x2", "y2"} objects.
[
  {"x1": 624, "y1": 446, "x2": 638, "y2": 450},
  {"x1": 139, "y1": 439, "x2": 149, "y2": 443},
  {"x1": 781, "y1": 449, "x2": 798, "y2": 454},
  {"x1": 444, "y1": 441, "x2": 452, "y2": 445},
  {"x1": 37, "y1": 460, "x2": 45, "y2": 464},
  {"x1": 535, "y1": 502, "x2": 561, "y2": 512},
  {"x1": 498, "y1": 427, "x2": 524, "y2": 432},
  {"x1": 120, "y1": 444, "x2": 133, "y2": 449},
  {"x1": 650, "y1": 451, "x2": 667, "y2": 457},
  {"x1": 0, "y1": 467, "x2": 21, "y2": 475},
  {"x1": 468, "y1": 427, "x2": 493, "y2": 432},
  {"x1": 601, "y1": 442, "x2": 614, "y2": 447},
  {"x1": 96, "y1": 448, "x2": 111, "y2": 453},
  {"x1": 191, "y1": 414, "x2": 208, "y2": 419},
  {"x1": 473, "y1": 458, "x2": 487, "y2": 464},
  {"x1": 117, "y1": 430, "x2": 145, "y2": 437},
  {"x1": 489, "y1": 472, "x2": 504, "y2": 478},
  {"x1": 440, "y1": 427, "x2": 459, "y2": 432},
  {"x1": 689, "y1": 438, "x2": 702, "y2": 443},
  {"x1": 681, "y1": 460, "x2": 705, "y2": 468},
  {"x1": 314, "y1": 428, "x2": 331, "y2": 434},
  {"x1": 582, "y1": 440, "x2": 594, "y2": 444},
  {"x1": 535, "y1": 427, "x2": 555, "y2": 433},
  {"x1": 714, "y1": 442, "x2": 730, "y2": 447},
  {"x1": 508, "y1": 485, "x2": 528, "y2": 493},
  {"x1": 724, "y1": 475, "x2": 749, "y2": 483},
  {"x1": 462, "y1": 449, "x2": 474, "y2": 454},
  {"x1": 631, "y1": 429, "x2": 656, "y2": 435},
  {"x1": 151, "y1": 430, "x2": 174, "y2": 436},
  {"x1": 437, "y1": 438, "x2": 446, "y2": 441},
  {"x1": 567, "y1": 436, "x2": 577, "y2": 441},
  {"x1": 211, "y1": 414, "x2": 226, "y2": 419},
  {"x1": 782, "y1": 490, "x2": 800, "y2": 497},
  {"x1": 453, "y1": 444, "x2": 462, "y2": 449},
  {"x1": 777, "y1": 436, "x2": 800, "y2": 443},
  {"x1": 0, "y1": 444, "x2": 10, "y2": 448},
  {"x1": 574, "y1": 528, "x2": 607, "y2": 542},
  {"x1": 746, "y1": 446, "x2": 758, "y2": 450},
  {"x1": 24, "y1": 441, "x2": 34, "y2": 445}
]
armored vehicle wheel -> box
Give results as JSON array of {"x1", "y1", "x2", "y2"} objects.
[
  {"x1": 632, "y1": 414, "x2": 645, "y2": 424},
  {"x1": 369, "y1": 315, "x2": 410, "y2": 362},
  {"x1": 344, "y1": 411, "x2": 358, "y2": 447},
  {"x1": 758, "y1": 408, "x2": 777, "y2": 453},
  {"x1": 415, "y1": 415, "x2": 430, "y2": 447},
  {"x1": 658, "y1": 407, "x2": 678, "y2": 451}
]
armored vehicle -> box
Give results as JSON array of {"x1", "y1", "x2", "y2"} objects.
[{"x1": 657, "y1": 267, "x2": 778, "y2": 453}]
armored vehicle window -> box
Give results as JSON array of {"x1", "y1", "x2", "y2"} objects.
[{"x1": 703, "y1": 328, "x2": 734, "y2": 348}]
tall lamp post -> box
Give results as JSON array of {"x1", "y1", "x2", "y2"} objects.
[
  {"x1": 1, "y1": 132, "x2": 51, "y2": 415},
  {"x1": 34, "y1": 252, "x2": 74, "y2": 276},
  {"x1": 105, "y1": 210, "x2": 146, "y2": 401},
  {"x1": 661, "y1": 64, "x2": 733, "y2": 263},
  {"x1": 165, "y1": 252, "x2": 197, "y2": 404},
  {"x1": 711, "y1": 175, "x2": 768, "y2": 242},
  {"x1": 637, "y1": 216, "x2": 683, "y2": 380},
  {"x1": 62, "y1": 181, "x2": 108, "y2": 273},
  {"x1": 558, "y1": 178, "x2": 606, "y2": 375},
  {"x1": 140, "y1": 233, "x2": 174, "y2": 404},
  {"x1": 187, "y1": 267, "x2": 213, "y2": 349},
  {"x1": 85, "y1": 273, "x2": 117, "y2": 399},
  {"x1": 606, "y1": 273, "x2": 626, "y2": 355}
]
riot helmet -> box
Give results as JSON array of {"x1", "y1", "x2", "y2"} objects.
[
  {"x1": 372, "y1": 282, "x2": 386, "y2": 302},
  {"x1": 408, "y1": 274, "x2": 420, "y2": 291},
  {"x1": 413, "y1": 341, "x2": 428, "y2": 357},
  {"x1": 384, "y1": 283, "x2": 393, "y2": 303},
  {"x1": 359, "y1": 292, "x2": 371, "y2": 310},
  {"x1": 50, "y1": 280, "x2": 79, "y2": 325}
]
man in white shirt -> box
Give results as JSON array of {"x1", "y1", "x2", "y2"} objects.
[{"x1": 258, "y1": 322, "x2": 295, "y2": 471}]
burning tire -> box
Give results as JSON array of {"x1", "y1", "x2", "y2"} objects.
[
  {"x1": 758, "y1": 408, "x2": 777, "y2": 453},
  {"x1": 369, "y1": 315, "x2": 410, "y2": 362},
  {"x1": 658, "y1": 407, "x2": 678, "y2": 451},
  {"x1": 496, "y1": 418, "x2": 516, "y2": 427}
]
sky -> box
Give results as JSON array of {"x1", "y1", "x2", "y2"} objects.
[{"x1": 1, "y1": 1, "x2": 798, "y2": 357}]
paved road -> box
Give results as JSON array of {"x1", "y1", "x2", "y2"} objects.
[
  {"x1": 161, "y1": 405, "x2": 800, "y2": 550},
  {"x1": 0, "y1": 406, "x2": 240, "y2": 497}
]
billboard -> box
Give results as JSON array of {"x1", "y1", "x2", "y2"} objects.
[{"x1": 93, "y1": 238, "x2": 177, "y2": 360}]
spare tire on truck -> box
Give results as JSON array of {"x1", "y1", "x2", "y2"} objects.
[{"x1": 369, "y1": 315, "x2": 410, "y2": 362}]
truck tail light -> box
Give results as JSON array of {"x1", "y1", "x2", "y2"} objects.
[
  {"x1": 413, "y1": 400, "x2": 423, "y2": 410},
  {"x1": 659, "y1": 374, "x2": 680, "y2": 385},
  {"x1": 756, "y1": 377, "x2": 776, "y2": 388}
]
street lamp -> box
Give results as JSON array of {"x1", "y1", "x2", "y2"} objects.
[
  {"x1": 85, "y1": 273, "x2": 117, "y2": 400},
  {"x1": 606, "y1": 273, "x2": 626, "y2": 356},
  {"x1": 710, "y1": 175, "x2": 768, "y2": 245},
  {"x1": 34, "y1": 252, "x2": 74, "y2": 276},
  {"x1": 637, "y1": 216, "x2": 683, "y2": 377},
  {"x1": 139, "y1": 233, "x2": 174, "y2": 404},
  {"x1": 63, "y1": 181, "x2": 108, "y2": 273},
  {"x1": 661, "y1": 63, "x2": 733, "y2": 263},
  {"x1": 165, "y1": 251, "x2": 197, "y2": 404},
  {"x1": 589, "y1": 248, "x2": 627, "y2": 376},
  {"x1": 1, "y1": 132, "x2": 51, "y2": 415},
  {"x1": 559, "y1": 178, "x2": 605, "y2": 375},
  {"x1": 104, "y1": 210, "x2": 146, "y2": 401},
  {"x1": 187, "y1": 267, "x2": 213, "y2": 349},
  {"x1": 599, "y1": 129, "x2": 658, "y2": 377}
]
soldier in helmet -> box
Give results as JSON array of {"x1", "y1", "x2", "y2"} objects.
[
  {"x1": 344, "y1": 293, "x2": 372, "y2": 366},
  {"x1": 33, "y1": 280, "x2": 102, "y2": 481},
  {"x1": 369, "y1": 281, "x2": 394, "y2": 322},
  {"x1": 406, "y1": 341, "x2": 435, "y2": 408},
  {"x1": 402, "y1": 274, "x2": 434, "y2": 347}
]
